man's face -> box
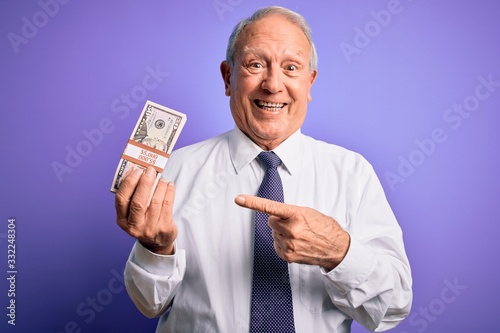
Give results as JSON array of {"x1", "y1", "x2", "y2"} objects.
[{"x1": 221, "y1": 14, "x2": 318, "y2": 150}]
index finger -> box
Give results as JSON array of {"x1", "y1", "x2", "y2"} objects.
[
  {"x1": 115, "y1": 167, "x2": 156, "y2": 218},
  {"x1": 115, "y1": 168, "x2": 143, "y2": 216},
  {"x1": 234, "y1": 195, "x2": 296, "y2": 219}
]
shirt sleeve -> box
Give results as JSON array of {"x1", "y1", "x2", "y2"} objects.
[
  {"x1": 321, "y1": 161, "x2": 413, "y2": 332},
  {"x1": 124, "y1": 240, "x2": 186, "y2": 318}
]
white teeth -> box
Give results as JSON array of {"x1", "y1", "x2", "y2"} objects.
[{"x1": 257, "y1": 100, "x2": 285, "y2": 108}]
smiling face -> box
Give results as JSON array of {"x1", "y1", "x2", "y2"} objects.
[{"x1": 221, "y1": 14, "x2": 318, "y2": 150}]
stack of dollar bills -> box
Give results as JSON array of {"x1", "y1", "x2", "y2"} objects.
[{"x1": 110, "y1": 100, "x2": 187, "y2": 193}]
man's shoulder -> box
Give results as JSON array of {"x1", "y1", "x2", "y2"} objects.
[
  {"x1": 299, "y1": 133, "x2": 375, "y2": 176},
  {"x1": 172, "y1": 130, "x2": 231, "y2": 159},
  {"x1": 302, "y1": 133, "x2": 366, "y2": 161},
  {"x1": 163, "y1": 130, "x2": 231, "y2": 177}
]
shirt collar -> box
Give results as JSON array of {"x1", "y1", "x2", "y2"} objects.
[{"x1": 228, "y1": 127, "x2": 303, "y2": 175}]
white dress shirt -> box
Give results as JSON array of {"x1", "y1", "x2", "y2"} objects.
[{"x1": 124, "y1": 127, "x2": 412, "y2": 333}]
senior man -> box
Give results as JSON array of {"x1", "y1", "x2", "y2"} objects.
[{"x1": 116, "y1": 6, "x2": 412, "y2": 333}]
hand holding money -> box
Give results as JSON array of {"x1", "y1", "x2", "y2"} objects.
[
  {"x1": 110, "y1": 100, "x2": 187, "y2": 194},
  {"x1": 113, "y1": 100, "x2": 186, "y2": 254},
  {"x1": 115, "y1": 165, "x2": 178, "y2": 255}
]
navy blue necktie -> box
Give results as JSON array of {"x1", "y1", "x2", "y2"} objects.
[{"x1": 250, "y1": 151, "x2": 295, "y2": 332}]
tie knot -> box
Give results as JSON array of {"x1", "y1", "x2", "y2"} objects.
[{"x1": 258, "y1": 151, "x2": 282, "y2": 170}]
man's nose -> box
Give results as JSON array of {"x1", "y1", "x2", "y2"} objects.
[{"x1": 261, "y1": 67, "x2": 283, "y2": 94}]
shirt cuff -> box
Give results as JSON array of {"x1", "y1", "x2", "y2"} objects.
[
  {"x1": 131, "y1": 240, "x2": 179, "y2": 277},
  {"x1": 321, "y1": 234, "x2": 377, "y2": 292}
]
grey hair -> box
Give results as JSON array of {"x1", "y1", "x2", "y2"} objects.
[{"x1": 225, "y1": 6, "x2": 318, "y2": 71}]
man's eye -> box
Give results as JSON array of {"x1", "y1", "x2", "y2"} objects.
[
  {"x1": 250, "y1": 63, "x2": 263, "y2": 69},
  {"x1": 286, "y1": 65, "x2": 297, "y2": 71}
]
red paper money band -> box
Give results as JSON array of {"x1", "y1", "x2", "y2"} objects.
[{"x1": 121, "y1": 139, "x2": 170, "y2": 173}]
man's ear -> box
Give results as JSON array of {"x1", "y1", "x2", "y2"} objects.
[
  {"x1": 307, "y1": 69, "x2": 318, "y2": 102},
  {"x1": 220, "y1": 61, "x2": 232, "y2": 96}
]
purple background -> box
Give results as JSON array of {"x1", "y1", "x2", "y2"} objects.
[{"x1": 1, "y1": 1, "x2": 499, "y2": 332}]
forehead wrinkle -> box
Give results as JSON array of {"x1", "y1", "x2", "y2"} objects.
[{"x1": 240, "y1": 45, "x2": 307, "y2": 62}]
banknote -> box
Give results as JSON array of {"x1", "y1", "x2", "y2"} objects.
[{"x1": 110, "y1": 100, "x2": 187, "y2": 193}]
